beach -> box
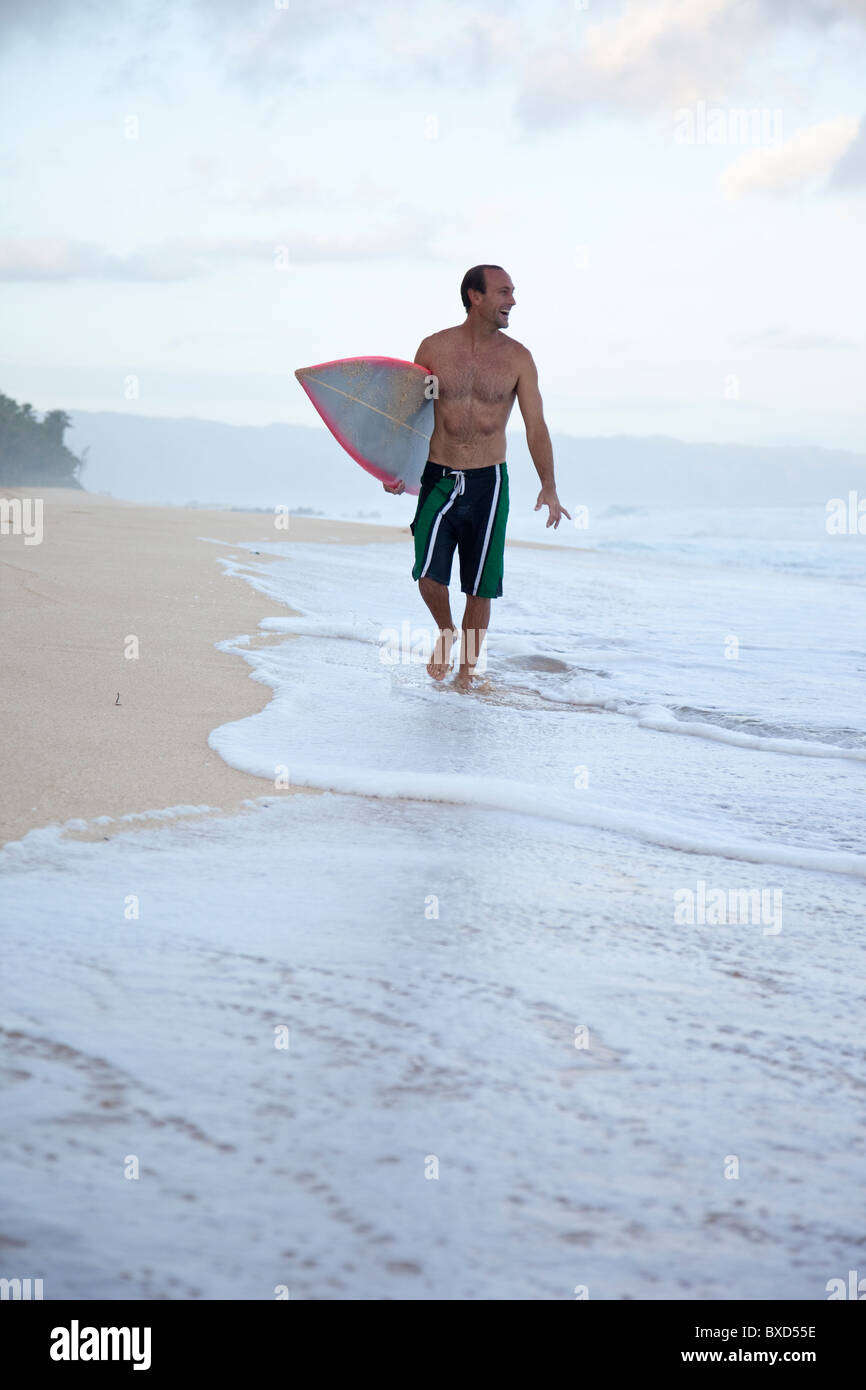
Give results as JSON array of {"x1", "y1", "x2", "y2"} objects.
[
  {"x1": 2, "y1": 486, "x2": 865, "y2": 1300},
  {"x1": 0, "y1": 486, "x2": 559, "y2": 844},
  {"x1": 0, "y1": 487, "x2": 408, "y2": 844}
]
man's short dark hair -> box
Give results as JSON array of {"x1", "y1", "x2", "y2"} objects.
[{"x1": 460, "y1": 264, "x2": 505, "y2": 313}]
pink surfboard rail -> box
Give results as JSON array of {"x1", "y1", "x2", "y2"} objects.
[{"x1": 294, "y1": 355, "x2": 434, "y2": 495}]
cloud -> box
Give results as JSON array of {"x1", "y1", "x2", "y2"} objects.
[
  {"x1": 372, "y1": 7, "x2": 523, "y2": 86},
  {"x1": 0, "y1": 218, "x2": 440, "y2": 282},
  {"x1": 515, "y1": 0, "x2": 866, "y2": 128},
  {"x1": 0, "y1": 0, "x2": 348, "y2": 89},
  {"x1": 196, "y1": 0, "x2": 865, "y2": 101},
  {"x1": 0, "y1": 237, "x2": 274, "y2": 283},
  {"x1": 285, "y1": 209, "x2": 444, "y2": 263},
  {"x1": 828, "y1": 115, "x2": 866, "y2": 186},
  {"x1": 0, "y1": 236, "x2": 271, "y2": 282},
  {"x1": 176, "y1": 160, "x2": 395, "y2": 213},
  {"x1": 759, "y1": 0, "x2": 866, "y2": 21},
  {"x1": 0, "y1": 0, "x2": 111, "y2": 43},
  {"x1": 517, "y1": 0, "x2": 760, "y2": 126},
  {"x1": 0, "y1": 238, "x2": 134, "y2": 282},
  {"x1": 733, "y1": 326, "x2": 859, "y2": 350},
  {"x1": 186, "y1": 0, "x2": 527, "y2": 90},
  {"x1": 5, "y1": 0, "x2": 866, "y2": 122},
  {"x1": 719, "y1": 116, "x2": 859, "y2": 199},
  {"x1": 190, "y1": 0, "x2": 344, "y2": 86}
]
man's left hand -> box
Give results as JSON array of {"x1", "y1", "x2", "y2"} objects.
[{"x1": 535, "y1": 488, "x2": 571, "y2": 529}]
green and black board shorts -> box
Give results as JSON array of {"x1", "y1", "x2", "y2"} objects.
[{"x1": 410, "y1": 461, "x2": 509, "y2": 598}]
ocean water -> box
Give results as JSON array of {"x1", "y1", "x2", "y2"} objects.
[
  {"x1": 2, "y1": 506, "x2": 864, "y2": 1300},
  {"x1": 211, "y1": 521, "x2": 866, "y2": 866},
  {"x1": 555, "y1": 502, "x2": 866, "y2": 585}
]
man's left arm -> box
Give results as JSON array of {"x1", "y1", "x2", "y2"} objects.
[{"x1": 516, "y1": 350, "x2": 571, "y2": 530}]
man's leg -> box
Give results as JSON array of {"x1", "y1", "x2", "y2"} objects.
[
  {"x1": 453, "y1": 463, "x2": 507, "y2": 690},
  {"x1": 418, "y1": 577, "x2": 459, "y2": 681},
  {"x1": 455, "y1": 594, "x2": 491, "y2": 689}
]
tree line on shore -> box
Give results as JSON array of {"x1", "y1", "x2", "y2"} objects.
[{"x1": 0, "y1": 392, "x2": 86, "y2": 486}]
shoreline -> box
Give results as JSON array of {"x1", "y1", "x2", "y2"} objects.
[
  {"x1": 0, "y1": 488, "x2": 410, "y2": 845},
  {"x1": 1, "y1": 486, "x2": 564, "y2": 846}
]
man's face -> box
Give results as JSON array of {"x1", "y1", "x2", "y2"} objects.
[{"x1": 474, "y1": 269, "x2": 515, "y2": 327}]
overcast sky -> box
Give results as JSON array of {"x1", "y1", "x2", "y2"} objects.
[{"x1": 1, "y1": 0, "x2": 865, "y2": 450}]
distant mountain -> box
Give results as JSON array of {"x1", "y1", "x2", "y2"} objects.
[
  {"x1": 65, "y1": 409, "x2": 866, "y2": 517},
  {"x1": 66, "y1": 411, "x2": 402, "y2": 518},
  {"x1": 529, "y1": 434, "x2": 866, "y2": 508}
]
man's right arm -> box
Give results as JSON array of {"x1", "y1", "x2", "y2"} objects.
[{"x1": 383, "y1": 339, "x2": 431, "y2": 495}]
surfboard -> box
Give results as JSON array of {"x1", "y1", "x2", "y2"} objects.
[{"x1": 294, "y1": 356, "x2": 434, "y2": 495}]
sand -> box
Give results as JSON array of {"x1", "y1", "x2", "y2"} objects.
[
  {"x1": 1, "y1": 486, "x2": 558, "y2": 846},
  {"x1": 0, "y1": 487, "x2": 410, "y2": 845}
]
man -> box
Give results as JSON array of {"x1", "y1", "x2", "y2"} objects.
[{"x1": 384, "y1": 264, "x2": 570, "y2": 688}]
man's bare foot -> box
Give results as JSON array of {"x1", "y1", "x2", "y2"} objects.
[
  {"x1": 452, "y1": 669, "x2": 491, "y2": 693},
  {"x1": 428, "y1": 627, "x2": 458, "y2": 681}
]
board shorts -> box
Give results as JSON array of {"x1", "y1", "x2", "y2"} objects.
[{"x1": 410, "y1": 461, "x2": 509, "y2": 598}]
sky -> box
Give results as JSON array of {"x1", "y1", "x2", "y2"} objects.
[{"x1": 1, "y1": 0, "x2": 865, "y2": 450}]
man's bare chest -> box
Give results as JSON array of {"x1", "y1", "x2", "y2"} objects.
[{"x1": 430, "y1": 351, "x2": 519, "y2": 406}]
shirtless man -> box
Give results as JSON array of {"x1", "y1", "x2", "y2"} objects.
[{"x1": 384, "y1": 264, "x2": 570, "y2": 687}]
